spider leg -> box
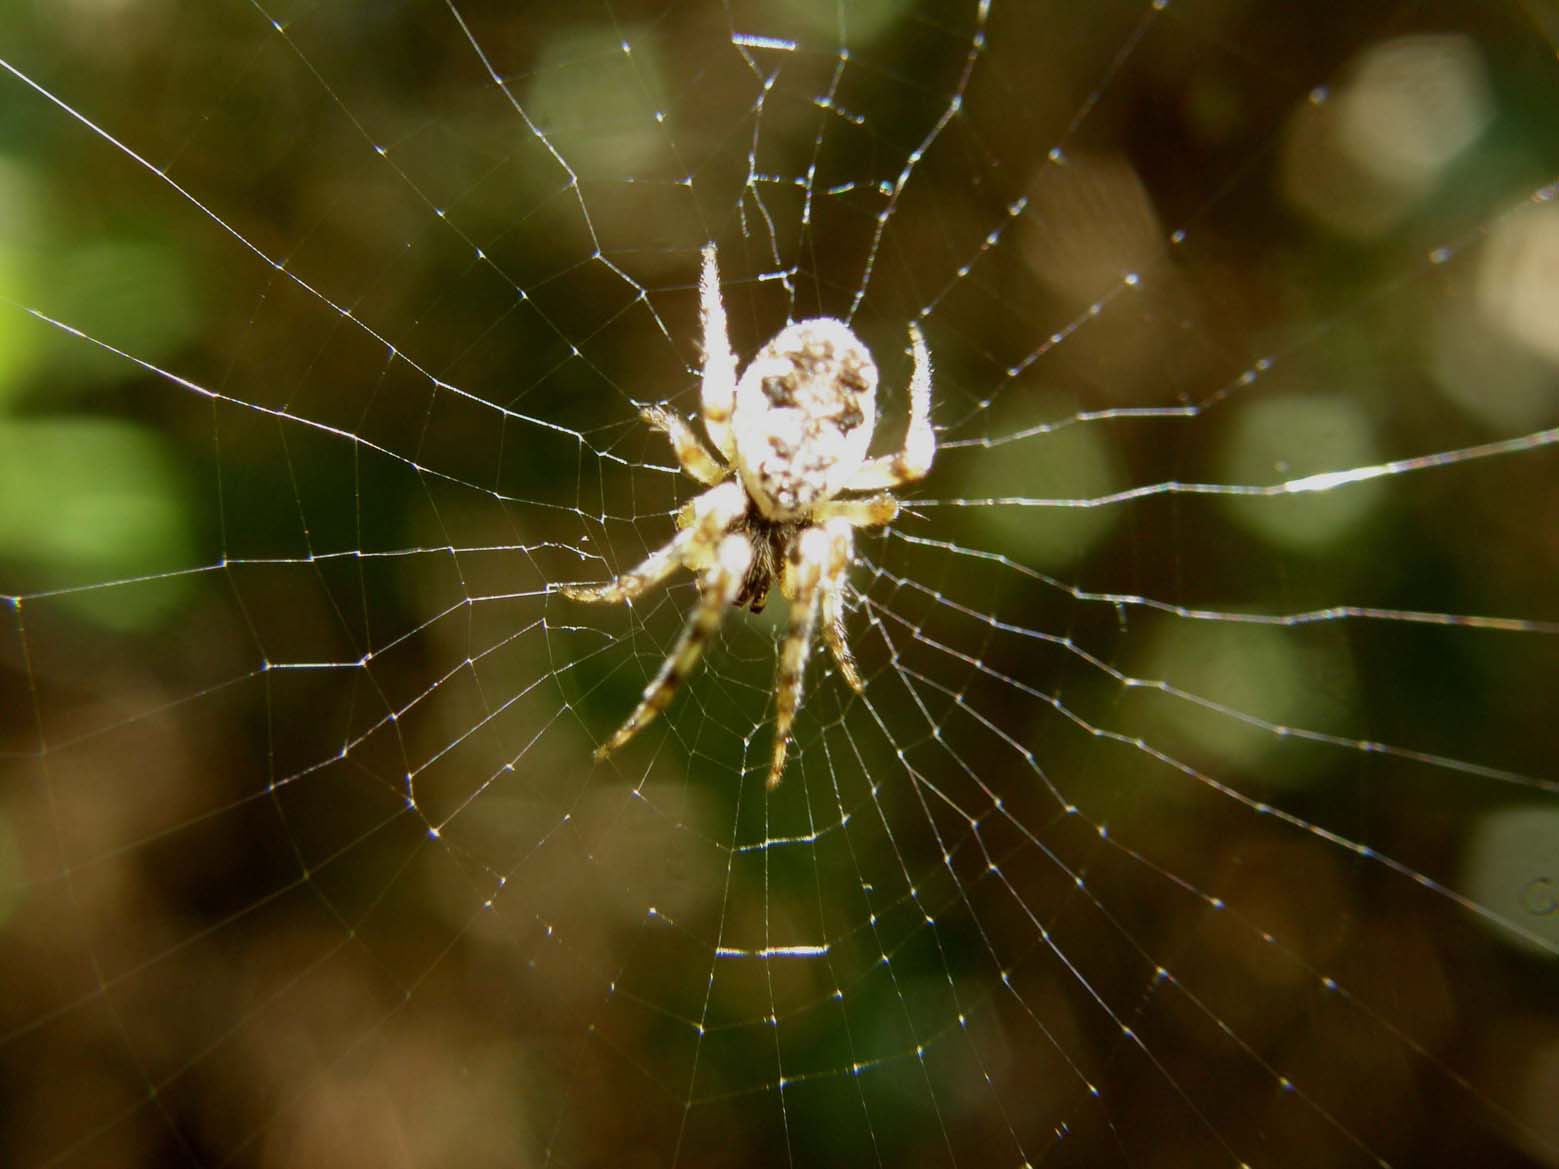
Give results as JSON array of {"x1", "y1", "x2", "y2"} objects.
[
  {"x1": 698, "y1": 243, "x2": 738, "y2": 462},
  {"x1": 768, "y1": 526, "x2": 829, "y2": 788},
  {"x1": 594, "y1": 532, "x2": 752, "y2": 762},
  {"x1": 819, "y1": 519, "x2": 863, "y2": 693},
  {"x1": 642, "y1": 406, "x2": 728, "y2": 486},
  {"x1": 813, "y1": 493, "x2": 898, "y2": 529},
  {"x1": 562, "y1": 480, "x2": 745, "y2": 605},
  {"x1": 843, "y1": 322, "x2": 934, "y2": 492}
]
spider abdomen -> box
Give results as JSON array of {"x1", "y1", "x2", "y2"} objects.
[{"x1": 731, "y1": 318, "x2": 879, "y2": 520}]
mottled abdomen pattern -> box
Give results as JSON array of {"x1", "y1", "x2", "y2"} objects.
[{"x1": 732, "y1": 317, "x2": 880, "y2": 520}]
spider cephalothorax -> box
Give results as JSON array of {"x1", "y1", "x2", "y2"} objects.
[{"x1": 564, "y1": 243, "x2": 934, "y2": 787}]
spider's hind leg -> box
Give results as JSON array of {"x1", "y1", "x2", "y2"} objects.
[
  {"x1": 642, "y1": 406, "x2": 728, "y2": 486},
  {"x1": 594, "y1": 532, "x2": 752, "y2": 762},
  {"x1": 842, "y1": 323, "x2": 934, "y2": 492},
  {"x1": 698, "y1": 243, "x2": 738, "y2": 461}
]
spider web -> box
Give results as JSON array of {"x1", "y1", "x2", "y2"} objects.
[{"x1": 2, "y1": 2, "x2": 1558, "y2": 1166}]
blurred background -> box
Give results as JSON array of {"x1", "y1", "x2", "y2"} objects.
[{"x1": 1, "y1": 1, "x2": 1557, "y2": 1166}]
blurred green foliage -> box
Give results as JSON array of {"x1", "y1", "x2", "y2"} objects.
[{"x1": 0, "y1": 154, "x2": 198, "y2": 628}]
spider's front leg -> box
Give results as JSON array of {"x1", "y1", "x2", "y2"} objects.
[
  {"x1": 818, "y1": 519, "x2": 863, "y2": 694},
  {"x1": 768, "y1": 526, "x2": 831, "y2": 788},
  {"x1": 770, "y1": 520, "x2": 871, "y2": 786},
  {"x1": 562, "y1": 480, "x2": 745, "y2": 605},
  {"x1": 594, "y1": 532, "x2": 753, "y2": 762}
]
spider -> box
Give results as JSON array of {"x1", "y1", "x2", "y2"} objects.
[{"x1": 564, "y1": 242, "x2": 934, "y2": 788}]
